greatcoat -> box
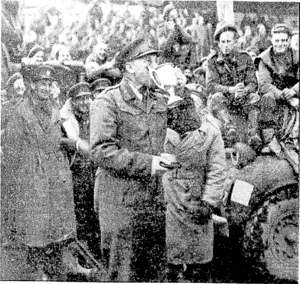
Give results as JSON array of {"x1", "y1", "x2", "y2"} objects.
[
  {"x1": 163, "y1": 110, "x2": 226, "y2": 265},
  {"x1": 1, "y1": 97, "x2": 76, "y2": 247},
  {"x1": 90, "y1": 78, "x2": 167, "y2": 281}
]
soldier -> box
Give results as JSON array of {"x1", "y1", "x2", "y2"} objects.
[
  {"x1": 60, "y1": 82, "x2": 101, "y2": 258},
  {"x1": 1, "y1": 65, "x2": 91, "y2": 280},
  {"x1": 85, "y1": 41, "x2": 121, "y2": 85},
  {"x1": 158, "y1": 4, "x2": 194, "y2": 69},
  {"x1": 2, "y1": 72, "x2": 25, "y2": 103},
  {"x1": 90, "y1": 37, "x2": 172, "y2": 282},
  {"x1": 1, "y1": 72, "x2": 26, "y2": 138},
  {"x1": 255, "y1": 24, "x2": 299, "y2": 149},
  {"x1": 27, "y1": 45, "x2": 45, "y2": 64},
  {"x1": 206, "y1": 23, "x2": 261, "y2": 148}
]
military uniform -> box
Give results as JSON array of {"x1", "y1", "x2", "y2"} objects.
[
  {"x1": 60, "y1": 83, "x2": 100, "y2": 256},
  {"x1": 206, "y1": 24, "x2": 260, "y2": 147},
  {"x1": 90, "y1": 38, "x2": 168, "y2": 282},
  {"x1": 1, "y1": 66, "x2": 76, "y2": 280},
  {"x1": 207, "y1": 50, "x2": 260, "y2": 135},
  {"x1": 256, "y1": 46, "x2": 299, "y2": 127}
]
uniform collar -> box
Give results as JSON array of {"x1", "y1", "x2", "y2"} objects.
[{"x1": 217, "y1": 50, "x2": 237, "y2": 63}]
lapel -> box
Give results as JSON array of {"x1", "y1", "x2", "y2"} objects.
[{"x1": 120, "y1": 79, "x2": 147, "y2": 113}]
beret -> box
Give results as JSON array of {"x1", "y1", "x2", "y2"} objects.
[
  {"x1": 5, "y1": 72, "x2": 23, "y2": 90},
  {"x1": 67, "y1": 82, "x2": 91, "y2": 99},
  {"x1": 214, "y1": 23, "x2": 238, "y2": 41},
  {"x1": 90, "y1": 78, "x2": 111, "y2": 93},
  {"x1": 271, "y1": 24, "x2": 292, "y2": 37},
  {"x1": 162, "y1": 4, "x2": 176, "y2": 21},
  {"x1": 27, "y1": 45, "x2": 44, "y2": 58},
  {"x1": 115, "y1": 37, "x2": 161, "y2": 71},
  {"x1": 32, "y1": 65, "x2": 56, "y2": 82}
]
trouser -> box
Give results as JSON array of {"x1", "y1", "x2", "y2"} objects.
[
  {"x1": 208, "y1": 92, "x2": 260, "y2": 134},
  {"x1": 71, "y1": 161, "x2": 101, "y2": 257},
  {"x1": 100, "y1": 211, "x2": 166, "y2": 282},
  {"x1": 260, "y1": 92, "x2": 278, "y2": 128}
]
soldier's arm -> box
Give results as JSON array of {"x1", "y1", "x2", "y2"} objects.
[
  {"x1": 85, "y1": 59, "x2": 113, "y2": 80},
  {"x1": 291, "y1": 82, "x2": 299, "y2": 96},
  {"x1": 206, "y1": 60, "x2": 231, "y2": 96},
  {"x1": 90, "y1": 93, "x2": 153, "y2": 178},
  {"x1": 257, "y1": 60, "x2": 282, "y2": 99},
  {"x1": 202, "y1": 127, "x2": 227, "y2": 207}
]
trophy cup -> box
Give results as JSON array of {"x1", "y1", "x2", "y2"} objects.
[{"x1": 149, "y1": 63, "x2": 183, "y2": 108}]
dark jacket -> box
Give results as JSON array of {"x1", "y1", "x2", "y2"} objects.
[
  {"x1": 206, "y1": 50, "x2": 258, "y2": 97},
  {"x1": 1, "y1": 97, "x2": 76, "y2": 247},
  {"x1": 256, "y1": 47, "x2": 299, "y2": 99}
]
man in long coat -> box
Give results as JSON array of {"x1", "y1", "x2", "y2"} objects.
[
  {"x1": 90, "y1": 37, "x2": 172, "y2": 282},
  {"x1": 0, "y1": 65, "x2": 88, "y2": 280}
]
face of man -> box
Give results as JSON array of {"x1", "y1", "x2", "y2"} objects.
[
  {"x1": 258, "y1": 24, "x2": 266, "y2": 36},
  {"x1": 127, "y1": 54, "x2": 158, "y2": 88},
  {"x1": 95, "y1": 43, "x2": 108, "y2": 61},
  {"x1": 34, "y1": 79, "x2": 53, "y2": 100},
  {"x1": 168, "y1": 9, "x2": 178, "y2": 22},
  {"x1": 72, "y1": 95, "x2": 91, "y2": 116},
  {"x1": 218, "y1": 31, "x2": 236, "y2": 56},
  {"x1": 32, "y1": 51, "x2": 44, "y2": 63},
  {"x1": 271, "y1": 32, "x2": 290, "y2": 54},
  {"x1": 58, "y1": 48, "x2": 71, "y2": 63},
  {"x1": 13, "y1": 78, "x2": 26, "y2": 96}
]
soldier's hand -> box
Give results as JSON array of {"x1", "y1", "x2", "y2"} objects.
[
  {"x1": 151, "y1": 156, "x2": 172, "y2": 176},
  {"x1": 282, "y1": 88, "x2": 296, "y2": 100},
  {"x1": 235, "y1": 89, "x2": 246, "y2": 100}
]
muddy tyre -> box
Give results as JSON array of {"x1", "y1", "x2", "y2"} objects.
[{"x1": 242, "y1": 185, "x2": 298, "y2": 282}]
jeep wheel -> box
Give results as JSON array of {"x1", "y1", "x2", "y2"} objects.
[{"x1": 243, "y1": 186, "x2": 298, "y2": 282}]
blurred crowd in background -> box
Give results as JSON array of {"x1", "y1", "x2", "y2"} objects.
[{"x1": 2, "y1": 0, "x2": 299, "y2": 82}]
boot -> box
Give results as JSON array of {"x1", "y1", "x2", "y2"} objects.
[
  {"x1": 61, "y1": 245, "x2": 95, "y2": 279},
  {"x1": 261, "y1": 128, "x2": 275, "y2": 154}
]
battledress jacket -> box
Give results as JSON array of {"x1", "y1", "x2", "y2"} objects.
[
  {"x1": 1, "y1": 97, "x2": 76, "y2": 247},
  {"x1": 90, "y1": 78, "x2": 168, "y2": 228},
  {"x1": 162, "y1": 113, "x2": 226, "y2": 264},
  {"x1": 206, "y1": 50, "x2": 258, "y2": 97},
  {"x1": 256, "y1": 46, "x2": 299, "y2": 99}
]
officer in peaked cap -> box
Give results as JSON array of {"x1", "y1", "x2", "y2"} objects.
[
  {"x1": 31, "y1": 64, "x2": 56, "y2": 82},
  {"x1": 90, "y1": 78, "x2": 112, "y2": 94},
  {"x1": 115, "y1": 37, "x2": 161, "y2": 72},
  {"x1": 28, "y1": 65, "x2": 57, "y2": 102},
  {"x1": 67, "y1": 82, "x2": 91, "y2": 99},
  {"x1": 90, "y1": 36, "x2": 172, "y2": 282},
  {"x1": 61, "y1": 81, "x2": 100, "y2": 257},
  {"x1": 214, "y1": 23, "x2": 238, "y2": 42}
]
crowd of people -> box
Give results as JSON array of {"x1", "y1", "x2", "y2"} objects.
[{"x1": 1, "y1": 0, "x2": 299, "y2": 282}]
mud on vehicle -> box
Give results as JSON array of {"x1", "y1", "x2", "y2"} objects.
[{"x1": 221, "y1": 137, "x2": 298, "y2": 283}]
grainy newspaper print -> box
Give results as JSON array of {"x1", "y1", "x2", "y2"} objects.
[{"x1": 1, "y1": 0, "x2": 299, "y2": 282}]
